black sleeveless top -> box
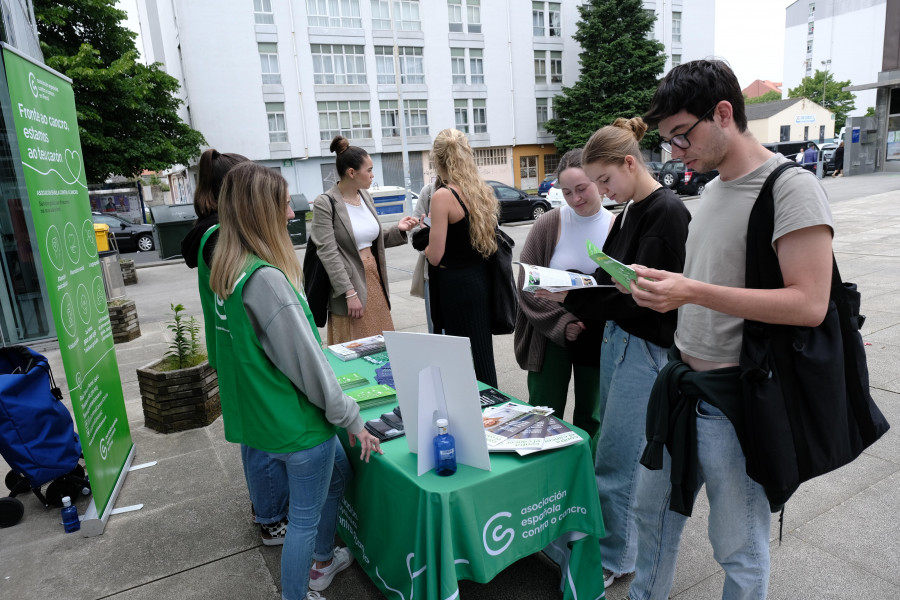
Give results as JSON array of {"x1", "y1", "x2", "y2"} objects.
[{"x1": 440, "y1": 187, "x2": 486, "y2": 268}]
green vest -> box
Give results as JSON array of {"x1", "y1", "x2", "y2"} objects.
[
  {"x1": 198, "y1": 225, "x2": 219, "y2": 368},
  {"x1": 215, "y1": 255, "x2": 334, "y2": 452}
]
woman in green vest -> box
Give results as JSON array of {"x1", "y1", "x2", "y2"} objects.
[{"x1": 210, "y1": 162, "x2": 383, "y2": 600}]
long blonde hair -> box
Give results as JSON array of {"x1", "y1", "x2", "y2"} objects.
[
  {"x1": 583, "y1": 117, "x2": 649, "y2": 167},
  {"x1": 210, "y1": 162, "x2": 301, "y2": 299},
  {"x1": 431, "y1": 128, "x2": 498, "y2": 257}
]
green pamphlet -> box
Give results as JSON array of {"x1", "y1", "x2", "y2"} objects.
[
  {"x1": 347, "y1": 384, "x2": 396, "y2": 410},
  {"x1": 336, "y1": 372, "x2": 369, "y2": 390},
  {"x1": 586, "y1": 240, "x2": 638, "y2": 291}
]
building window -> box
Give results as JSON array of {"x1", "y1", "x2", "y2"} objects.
[
  {"x1": 266, "y1": 102, "x2": 287, "y2": 142},
  {"x1": 450, "y1": 47, "x2": 484, "y2": 84},
  {"x1": 474, "y1": 148, "x2": 507, "y2": 166},
  {"x1": 809, "y1": 3, "x2": 815, "y2": 17},
  {"x1": 818, "y1": 125, "x2": 825, "y2": 143},
  {"x1": 372, "y1": 0, "x2": 421, "y2": 31},
  {"x1": 318, "y1": 100, "x2": 372, "y2": 140},
  {"x1": 672, "y1": 53, "x2": 681, "y2": 67},
  {"x1": 448, "y1": 0, "x2": 480, "y2": 33},
  {"x1": 535, "y1": 50, "x2": 561, "y2": 84},
  {"x1": 307, "y1": 0, "x2": 361, "y2": 28},
  {"x1": 536, "y1": 97, "x2": 551, "y2": 133},
  {"x1": 254, "y1": 0, "x2": 274, "y2": 24},
  {"x1": 382, "y1": 99, "x2": 428, "y2": 137},
  {"x1": 454, "y1": 99, "x2": 469, "y2": 133},
  {"x1": 805, "y1": 58, "x2": 812, "y2": 75},
  {"x1": 807, "y1": 22, "x2": 814, "y2": 35},
  {"x1": 806, "y1": 40, "x2": 813, "y2": 54},
  {"x1": 472, "y1": 99, "x2": 486, "y2": 133},
  {"x1": 375, "y1": 46, "x2": 395, "y2": 84},
  {"x1": 532, "y1": 2, "x2": 561, "y2": 37},
  {"x1": 258, "y1": 43, "x2": 281, "y2": 84},
  {"x1": 311, "y1": 44, "x2": 366, "y2": 84},
  {"x1": 672, "y1": 11, "x2": 681, "y2": 44},
  {"x1": 780, "y1": 125, "x2": 790, "y2": 142},
  {"x1": 544, "y1": 153, "x2": 560, "y2": 175}
]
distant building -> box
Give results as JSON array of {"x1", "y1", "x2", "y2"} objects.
[
  {"x1": 742, "y1": 79, "x2": 782, "y2": 99},
  {"x1": 134, "y1": 0, "x2": 715, "y2": 195},
  {"x1": 745, "y1": 98, "x2": 834, "y2": 144}
]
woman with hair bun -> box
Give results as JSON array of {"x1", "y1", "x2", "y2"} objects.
[
  {"x1": 311, "y1": 136, "x2": 417, "y2": 345},
  {"x1": 424, "y1": 128, "x2": 500, "y2": 387},
  {"x1": 538, "y1": 117, "x2": 691, "y2": 590}
]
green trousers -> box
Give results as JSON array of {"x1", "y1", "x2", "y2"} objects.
[{"x1": 527, "y1": 340, "x2": 602, "y2": 455}]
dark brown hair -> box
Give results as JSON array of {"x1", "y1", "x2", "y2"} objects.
[
  {"x1": 556, "y1": 148, "x2": 583, "y2": 177},
  {"x1": 330, "y1": 136, "x2": 369, "y2": 178},
  {"x1": 193, "y1": 149, "x2": 249, "y2": 218}
]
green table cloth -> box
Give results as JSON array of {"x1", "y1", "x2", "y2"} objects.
[{"x1": 328, "y1": 353, "x2": 607, "y2": 600}]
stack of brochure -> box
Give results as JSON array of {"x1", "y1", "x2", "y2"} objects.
[
  {"x1": 516, "y1": 262, "x2": 604, "y2": 293},
  {"x1": 327, "y1": 335, "x2": 386, "y2": 362},
  {"x1": 346, "y1": 383, "x2": 396, "y2": 410},
  {"x1": 336, "y1": 372, "x2": 369, "y2": 390},
  {"x1": 482, "y1": 402, "x2": 582, "y2": 456}
]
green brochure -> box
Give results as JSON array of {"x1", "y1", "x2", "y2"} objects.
[
  {"x1": 336, "y1": 372, "x2": 369, "y2": 390},
  {"x1": 586, "y1": 240, "x2": 639, "y2": 291}
]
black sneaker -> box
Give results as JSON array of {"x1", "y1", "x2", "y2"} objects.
[{"x1": 260, "y1": 518, "x2": 287, "y2": 546}]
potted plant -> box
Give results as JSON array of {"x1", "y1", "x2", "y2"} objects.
[
  {"x1": 137, "y1": 303, "x2": 220, "y2": 433},
  {"x1": 108, "y1": 298, "x2": 141, "y2": 343}
]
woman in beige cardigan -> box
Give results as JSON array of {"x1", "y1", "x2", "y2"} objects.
[{"x1": 311, "y1": 136, "x2": 417, "y2": 345}]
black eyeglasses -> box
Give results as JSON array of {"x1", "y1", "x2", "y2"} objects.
[{"x1": 659, "y1": 105, "x2": 716, "y2": 153}]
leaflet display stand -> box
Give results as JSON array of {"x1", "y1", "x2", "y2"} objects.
[{"x1": 383, "y1": 332, "x2": 490, "y2": 475}]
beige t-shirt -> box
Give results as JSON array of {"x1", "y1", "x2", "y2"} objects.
[{"x1": 674, "y1": 154, "x2": 834, "y2": 363}]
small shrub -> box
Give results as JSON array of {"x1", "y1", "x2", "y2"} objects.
[{"x1": 164, "y1": 303, "x2": 206, "y2": 370}]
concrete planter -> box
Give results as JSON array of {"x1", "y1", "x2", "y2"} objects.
[
  {"x1": 120, "y1": 259, "x2": 138, "y2": 285},
  {"x1": 137, "y1": 357, "x2": 220, "y2": 434},
  {"x1": 108, "y1": 299, "x2": 141, "y2": 343}
]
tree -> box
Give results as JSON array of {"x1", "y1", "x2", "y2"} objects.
[
  {"x1": 745, "y1": 90, "x2": 783, "y2": 105},
  {"x1": 545, "y1": 0, "x2": 666, "y2": 152},
  {"x1": 787, "y1": 69, "x2": 856, "y2": 131},
  {"x1": 35, "y1": 0, "x2": 205, "y2": 182}
]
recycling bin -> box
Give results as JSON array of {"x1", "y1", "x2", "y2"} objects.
[
  {"x1": 93, "y1": 223, "x2": 110, "y2": 251},
  {"x1": 288, "y1": 194, "x2": 310, "y2": 245},
  {"x1": 150, "y1": 204, "x2": 197, "y2": 260}
]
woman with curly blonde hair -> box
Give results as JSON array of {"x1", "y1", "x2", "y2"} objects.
[{"x1": 424, "y1": 128, "x2": 500, "y2": 386}]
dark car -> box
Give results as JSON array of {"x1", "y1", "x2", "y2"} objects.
[
  {"x1": 820, "y1": 142, "x2": 838, "y2": 174},
  {"x1": 92, "y1": 212, "x2": 155, "y2": 252},
  {"x1": 537, "y1": 174, "x2": 556, "y2": 197},
  {"x1": 487, "y1": 180, "x2": 551, "y2": 223},
  {"x1": 646, "y1": 161, "x2": 664, "y2": 179},
  {"x1": 657, "y1": 160, "x2": 718, "y2": 196},
  {"x1": 762, "y1": 140, "x2": 820, "y2": 162}
]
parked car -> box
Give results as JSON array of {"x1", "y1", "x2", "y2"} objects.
[
  {"x1": 537, "y1": 174, "x2": 557, "y2": 197},
  {"x1": 762, "y1": 140, "x2": 820, "y2": 161},
  {"x1": 657, "y1": 160, "x2": 718, "y2": 196},
  {"x1": 821, "y1": 142, "x2": 838, "y2": 174},
  {"x1": 646, "y1": 161, "x2": 664, "y2": 179},
  {"x1": 546, "y1": 185, "x2": 619, "y2": 211},
  {"x1": 92, "y1": 212, "x2": 155, "y2": 252},
  {"x1": 487, "y1": 180, "x2": 551, "y2": 223}
]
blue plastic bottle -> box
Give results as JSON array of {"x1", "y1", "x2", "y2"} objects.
[
  {"x1": 61, "y1": 496, "x2": 80, "y2": 533},
  {"x1": 433, "y1": 418, "x2": 457, "y2": 476}
]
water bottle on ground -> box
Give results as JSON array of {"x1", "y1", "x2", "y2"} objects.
[{"x1": 61, "y1": 496, "x2": 80, "y2": 533}]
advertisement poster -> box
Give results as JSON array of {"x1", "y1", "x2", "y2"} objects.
[{"x1": 2, "y1": 46, "x2": 133, "y2": 521}]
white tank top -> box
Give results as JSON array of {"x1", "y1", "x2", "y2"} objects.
[
  {"x1": 346, "y1": 200, "x2": 381, "y2": 250},
  {"x1": 548, "y1": 205, "x2": 613, "y2": 274}
]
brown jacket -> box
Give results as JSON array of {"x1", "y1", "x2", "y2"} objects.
[
  {"x1": 513, "y1": 208, "x2": 581, "y2": 371},
  {"x1": 310, "y1": 185, "x2": 408, "y2": 316}
]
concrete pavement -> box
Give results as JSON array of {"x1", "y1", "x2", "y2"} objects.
[{"x1": 1, "y1": 172, "x2": 899, "y2": 599}]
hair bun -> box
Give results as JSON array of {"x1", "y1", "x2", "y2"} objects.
[
  {"x1": 330, "y1": 136, "x2": 350, "y2": 155},
  {"x1": 612, "y1": 117, "x2": 648, "y2": 143}
]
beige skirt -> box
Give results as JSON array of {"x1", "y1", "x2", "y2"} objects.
[{"x1": 327, "y1": 250, "x2": 395, "y2": 345}]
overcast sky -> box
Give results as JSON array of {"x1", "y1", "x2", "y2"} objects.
[{"x1": 117, "y1": 0, "x2": 796, "y2": 90}]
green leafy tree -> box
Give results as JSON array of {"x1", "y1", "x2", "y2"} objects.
[
  {"x1": 787, "y1": 69, "x2": 857, "y2": 131},
  {"x1": 545, "y1": 0, "x2": 666, "y2": 152},
  {"x1": 35, "y1": 0, "x2": 205, "y2": 182},
  {"x1": 864, "y1": 106, "x2": 876, "y2": 117},
  {"x1": 745, "y1": 90, "x2": 783, "y2": 105}
]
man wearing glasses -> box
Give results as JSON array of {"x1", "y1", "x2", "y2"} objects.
[{"x1": 618, "y1": 60, "x2": 834, "y2": 600}]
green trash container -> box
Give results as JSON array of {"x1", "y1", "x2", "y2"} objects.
[
  {"x1": 288, "y1": 194, "x2": 310, "y2": 245},
  {"x1": 150, "y1": 204, "x2": 197, "y2": 260}
]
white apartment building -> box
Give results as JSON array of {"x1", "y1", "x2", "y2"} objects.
[
  {"x1": 136, "y1": 0, "x2": 713, "y2": 197},
  {"x1": 783, "y1": 0, "x2": 887, "y2": 117}
]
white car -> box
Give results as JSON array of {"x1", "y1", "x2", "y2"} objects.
[{"x1": 545, "y1": 184, "x2": 618, "y2": 211}]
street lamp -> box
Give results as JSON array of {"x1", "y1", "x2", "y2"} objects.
[{"x1": 821, "y1": 59, "x2": 831, "y2": 106}]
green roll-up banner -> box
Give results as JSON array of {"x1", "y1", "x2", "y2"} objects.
[{"x1": 2, "y1": 45, "x2": 134, "y2": 533}]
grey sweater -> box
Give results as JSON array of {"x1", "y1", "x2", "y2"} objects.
[{"x1": 243, "y1": 266, "x2": 363, "y2": 434}]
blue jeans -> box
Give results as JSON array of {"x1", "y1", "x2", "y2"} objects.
[
  {"x1": 268, "y1": 436, "x2": 352, "y2": 600},
  {"x1": 629, "y1": 400, "x2": 771, "y2": 600},
  {"x1": 241, "y1": 444, "x2": 288, "y2": 524},
  {"x1": 594, "y1": 321, "x2": 668, "y2": 576}
]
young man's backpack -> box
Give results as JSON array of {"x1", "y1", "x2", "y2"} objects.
[{"x1": 739, "y1": 161, "x2": 890, "y2": 511}]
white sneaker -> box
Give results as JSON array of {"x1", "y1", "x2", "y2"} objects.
[
  {"x1": 306, "y1": 592, "x2": 325, "y2": 600},
  {"x1": 308, "y1": 546, "x2": 354, "y2": 592}
]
